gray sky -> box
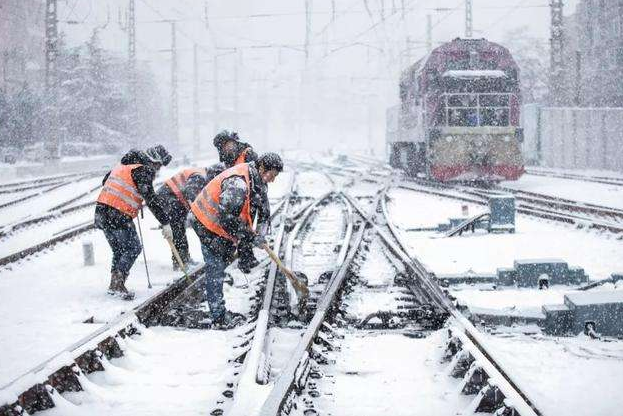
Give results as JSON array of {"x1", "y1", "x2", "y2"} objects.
[{"x1": 58, "y1": 0, "x2": 579, "y2": 155}]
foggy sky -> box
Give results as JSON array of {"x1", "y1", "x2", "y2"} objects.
[{"x1": 57, "y1": 0, "x2": 579, "y2": 156}]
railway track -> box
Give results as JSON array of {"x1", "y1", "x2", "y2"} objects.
[
  {"x1": 0, "y1": 161, "x2": 578, "y2": 416},
  {"x1": 525, "y1": 168, "x2": 623, "y2": 187},
  {"x1": 0, "y1": 179, "x2": 295, "y2": 415},
  {"x1": 244, "y1": 184, "x2": 542, "y2": 416},
  {"x1": 400, "y1": 178, "x2": 623, "y2": 235},
  {"x1": 0, "y1": 179, "x2": 173, "y2": 268},
  {"x1": 0, "y1": 172, "x2": 104, "y2": 211}
]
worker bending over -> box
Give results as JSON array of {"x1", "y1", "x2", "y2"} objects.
[
  {"x1": 189, "y1": 153, "x2": 283, "y2": 328},
  {"x1": 157, "y1": 163, "x2": 225, "y2": 269},
  {"x1": 94, "y1": 145, "x2": 173, "y2": 300},
  {"x1": 213, "y1": 130, "x2": 270, "y2": 273},
  {"x1": 213, "y1": 130, "x2": 258, "y2": 168}
]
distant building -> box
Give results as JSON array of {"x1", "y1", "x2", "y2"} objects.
[
  {"x1": 0, "y1": 0, "x2": 44, "y2": 93},
  {"x1": 553, "y1": 0, "x2": 623, "y2": 106}
]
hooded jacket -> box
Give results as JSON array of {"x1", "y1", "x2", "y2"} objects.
[
  {"x1": 191, "y1": 162, "x2": 269, "y2": 259},
  {"x1": 94, "y1": 149, "x2": 169, "y2": 229}
]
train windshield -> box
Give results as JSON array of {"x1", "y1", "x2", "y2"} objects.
[{"x1": 440, "y1": 92, "x2": 514, "y2": 127}]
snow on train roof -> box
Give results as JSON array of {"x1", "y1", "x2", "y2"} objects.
[{"x1": 442, "y1": 70, "x2": 507, "y2": 79}]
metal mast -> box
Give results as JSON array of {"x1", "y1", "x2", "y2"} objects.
[
  {"x1": 465, "y1": 0, "x2": 473, "y2": 37},
  {"x1": 305, "y1": 0, "x2": 311, "y2": 64},
  {"x1": 128, "y1": 0, "x2": 136, "y2": 78},
  {"x1": 45, "y1": 0, "x2": 60, "y2": 160},
  {"x1": 549, "y1": 0, "x2": 564, "y2": 105},
  {"x1": 45, "y1": 0, "x2": 58, "y2": 89},
  {"x1": 128, "y1": 0, "x2": 138, "y2": 144}
]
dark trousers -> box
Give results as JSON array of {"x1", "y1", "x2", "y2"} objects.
[
  {"x1": 201, "y1": 242, "x2": 231, "y2": 319},
  {"x1": 170, "y1": 211, "x2": 190, "y2": 260},
  {"x1": 101, "y1": 222, "x2": 142, "y2": 276}
]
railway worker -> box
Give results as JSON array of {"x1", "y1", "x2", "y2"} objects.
[
  {"x1": 213, "y1": 130, "x2": 269, "y2": 274},
  {"x1": 94, "y1": 145, "x2": 173, "y2": 300},
  {"x1": 213, "y1": 130, "x2": 258, "y2": 168},
  {"x1": 157, "y1": 163, "x2": 226, "y2": 269},
  {"x1": 189, "y1": 152, "x2": 284, "y2": 328}
]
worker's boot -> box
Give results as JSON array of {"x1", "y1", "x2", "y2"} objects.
[
  {"x1": 118, "y1": 273, "x2": 135, "y2": 300},
  {"x1": 107, "y1": 271, "x2": 124, "y2": 293},
  {"x1": 108, "y1": 272, "x2": 134, "y2": 300}
]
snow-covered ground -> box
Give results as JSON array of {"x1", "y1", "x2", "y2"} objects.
[
  {"x1": 484, "y1": 331, "x2": 623, "y2": 416},
  {"x1": 504, "y1": 171, "x2": 623, "y2": 210},
  {"x1": 387, "y1": 183, "x2": 623, "y2": 415},
  {"x1": 40, "y1": 324, "x2": 247, "y2": 416},
  {"x1": 301, "y1": 330, "x2": 471, "y2": 416},
  {"x1": 388, "y1": 187, "x2": 623, "y2": 284},
  {"x1": 0, "y1": 176, "x2": 102, "y2": 229},
  {"x1": 0, "y1": 165, "x2": 293, "y2": 388}
]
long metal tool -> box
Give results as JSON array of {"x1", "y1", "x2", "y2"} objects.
[{"x1": 135, "y1": 215, "x2": 152, "y2": 289}]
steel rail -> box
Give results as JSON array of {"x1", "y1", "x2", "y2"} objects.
[
  {"x1": 0, "y1": 170, "x2": 107, "y2": 190},
  {"x1": 379, "y1": 186, "x2": 542, "y2": 416},
  {"x1": 0, "y1": 189, "x2": 294, "y2": 414},
  {"x1": 0, "y1": 181, "x2": 65, "y2": 194},
  {"x1": 463, "y1": 185, "x2": 623, "y2": 221},
  {"x1": 0, "y1": 264, "x2": 206, "y2": 415},
  {"x1": 228, "y1": 189, "x2": 353, "y2": 416},
  {"x1": 226, "y1": 179, "x2": 298, "y2": 416},
  {"x1": 256, "y1": 191, "x2": 376, "y2": 416},
  {"x1": 399, "y1": 180, "x2": 623, "y2": 234},
  {"x1": 525, "y1": 168, "x2": 623, "y2": 187},
  {"x1": 283, "y1": 191, "x2": 335, "y2": 311}
]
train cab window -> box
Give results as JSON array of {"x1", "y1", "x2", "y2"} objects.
[
  {"x1": 479, "y1": 95, "x2": 509, "y2": 107},
  {"x1": 481, "y1": 108, "x2": 509, "y2": 126},
  {"x1": 448, "y1": 109, "x2": 478, "y2": 126}
]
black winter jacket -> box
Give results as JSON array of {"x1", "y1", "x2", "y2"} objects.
[
  {"x1": 190, "y1": 162, "x2": 269, "y2": 260},
  {"x1": 156, "y1": 162, "x2": 226, "y2": 222},
  {"x1": 94, "y1": 149, "x2": 170, "y2": 229},
  {"x1": 219, "y1": 141, "x2": 258, "y2": 168}
]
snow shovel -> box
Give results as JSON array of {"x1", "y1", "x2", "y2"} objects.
[
  {"x1": 165, "y1": 236, "x2": 193, "y2": 285},
  {"x1": 261, "y1": 243, "x2": 309, "y2": 300}
]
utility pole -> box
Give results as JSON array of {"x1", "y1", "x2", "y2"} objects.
[
  {"x1": 574, "y1": 50, "x2": 581, "y2": 106},
  {"x1": 549, "y1": 0, "x2": 564, "y2": 105},
  {"x1": 45, "y1": 0, "x2": 58, "y2": 90},
  {"x1": 193, "y1": 44, "x2": 200, "y2": 155},
  {"x1": 331, "y1": 0, "x2": 336, "y2": 21},
  {"x1": 465, "y1": 0, "x2": 473, "y2": 38},
  {"x1": 128, "y1": 0, "x2": 136, "y2": 81},
  {"x1": 128, "y1": 0, "x2": 138, "y2": 145},
  {"x1": 426, "y1": 14, "x2": 432, "y2": 52},
  {"x1": 170, "y1": 22, "x2": 179, "y2": 148},
  {"x1": 305, "y1": 0, "x2": 311, "y2": 64},
  {"x1": 45, "y1": 0, "x2": 60, "y2": 160}
]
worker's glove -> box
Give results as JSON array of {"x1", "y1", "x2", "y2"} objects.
[
  {"x1": 161, "y1": 224, "x2": 173, "y2": 240},
  {"x1": 252, "y1": 233, "x2": 267, "y2": 248}
]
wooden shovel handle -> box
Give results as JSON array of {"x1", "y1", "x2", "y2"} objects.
[
  {"x1": 262, "y1": 243, "x2": 309, "y2": 295},
  {"x1": 166, "y1": 236, "x2": 192, "y2": 283}
]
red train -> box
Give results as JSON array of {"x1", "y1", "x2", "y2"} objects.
[{"x1": 386, "y1": 38, "x2": 524, "y2": 181}]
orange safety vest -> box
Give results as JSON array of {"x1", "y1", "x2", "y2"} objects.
[
  {"x1": 190, "y1": 163, "x2": 253, "y2": 242},
  {"x1": 165, "y1": 167, "x2": 207, "y2": 208},
  {"x1": 96, "y1": 164, "x2": 144, "y2": 218},
  {"x1": 234, "y1": 147, "x2": 251, "y2": 166}
]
